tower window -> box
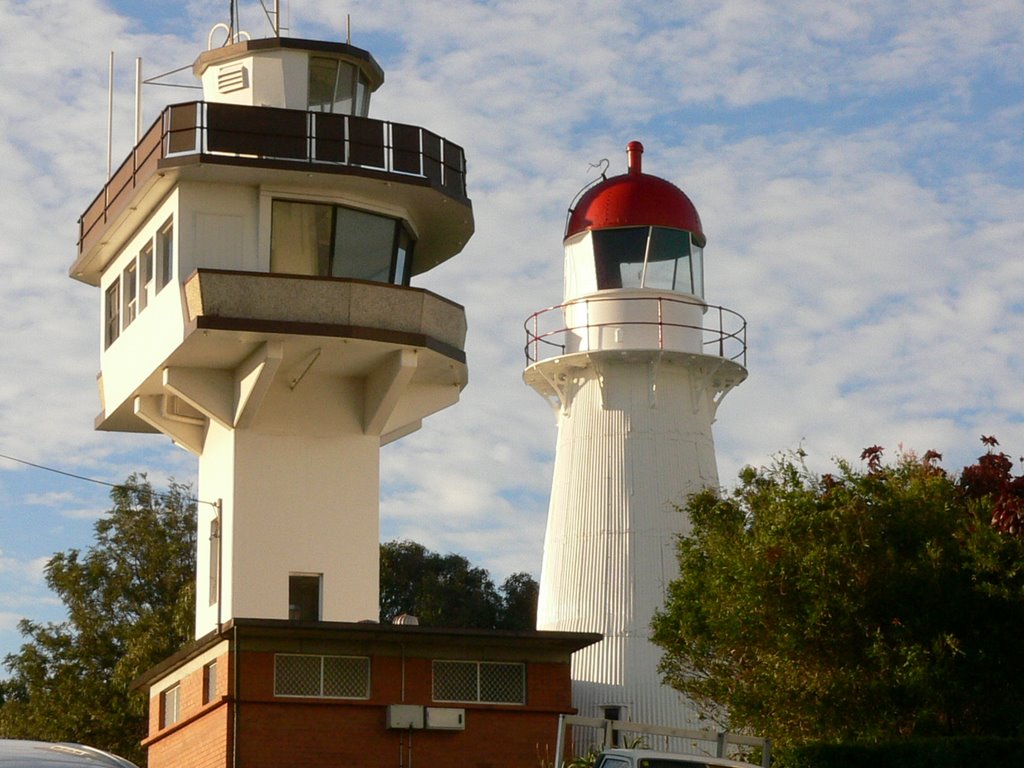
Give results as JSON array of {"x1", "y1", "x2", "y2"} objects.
[
  {"x1": 139, "y1": 241, "x2": 153, "y2": 311},
  {"x1": 122, "y1": 260, "x2": 137, "y2": 328},
  {"x1": 288, "y1": 573, "x2": 321, "y2": 621},
  {"x1": 308, "y1": 57, "x2": 370, "y2": 116},
  {"x1": 104, "y1": 281, "x2": 120, "y2": 348},
  {"x1": 270, "y1": 200, "x2": 413, "y2": 285},
  {"x1": 156, "y1": 218, "x2": 173, "y2": 291}
]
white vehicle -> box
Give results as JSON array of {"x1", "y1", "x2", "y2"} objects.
[
  {"x1": 594, "y1": 748, "x2": 759, "y2": 768},
  {"x1": 0, "y1": 740, "x2": 139, "y2": 767}
]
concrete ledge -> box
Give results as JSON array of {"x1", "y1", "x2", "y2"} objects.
[{"x1": 184, "y1": 269, "x2": 467, "y2": 350}]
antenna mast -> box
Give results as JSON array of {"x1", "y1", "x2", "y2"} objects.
[{"x1": 106, "y1": 51, "x2": 114, "y2": 181}]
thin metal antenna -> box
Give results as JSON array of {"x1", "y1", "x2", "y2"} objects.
[
  {"x1": 134, "y1": 57, "x2": 142, "y2": 145},
  {"x1": 106, "y1": 51, "x2": 114, "y2": 181},
  {"x1": 274, "y1": 0, "x2": 280, "y2": 36},
  {"x1": 347, "y1": 14, "x2": 351, "y2": 45}
]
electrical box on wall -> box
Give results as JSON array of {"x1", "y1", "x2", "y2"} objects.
[
  {"x1": 386, "y1": 704, "x2": 424, "y2": 729},
  {"x1": 425, "y1": 707, "x2": 465, "y2": 730}
]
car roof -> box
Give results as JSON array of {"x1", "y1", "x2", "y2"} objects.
[
  {"x1": 598, "y1": 748, "x2": 757, "y2": 768},
  {"x1": 0, "y1": 741, "x2": 140, "y2": 767}
]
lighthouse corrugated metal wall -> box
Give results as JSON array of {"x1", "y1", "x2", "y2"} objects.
[{"x1": 536, "y1": 354, "x2": 722, "y2": 731}]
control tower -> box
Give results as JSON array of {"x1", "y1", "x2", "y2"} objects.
[{"x1": 72, "y1": 31, "x2": 473, "y2": 638}]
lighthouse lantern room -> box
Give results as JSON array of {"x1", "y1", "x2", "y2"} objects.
[{"x1": 525, "y1": 141, "x2": 747, "y2": 733}]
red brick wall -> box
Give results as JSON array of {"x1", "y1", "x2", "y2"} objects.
[
  {"x1": 147, "y1": 706, "x2": 229, "y2": 768},
  {"x1": 145, "y1": 647, "x2": 574, "y2": 768},
  {"x1": 235, "y1": 701, "x2": 560, "y2": 768}
]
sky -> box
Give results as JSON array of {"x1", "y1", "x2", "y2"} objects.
[{"x1": 1, "y1": 0, "x2": 1022, "y2": 665}]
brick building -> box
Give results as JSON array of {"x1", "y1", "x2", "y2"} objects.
[{"x1": 137, "y1": 620, "x2": 597, "y2": 768}]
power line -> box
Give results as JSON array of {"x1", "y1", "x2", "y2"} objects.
[{"x1": 0, "y1": 451, "x2": 217, "y2": 509}]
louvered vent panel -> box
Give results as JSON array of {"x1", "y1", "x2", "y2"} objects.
[{"x1": 218, "y1": 64, "x2": 248, "y2": 94}]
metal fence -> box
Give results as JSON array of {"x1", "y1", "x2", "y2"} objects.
[
  {"x1": 78, "y1": 101, "x2": 469, "y2": 258},
  {"x1": 524, "y1": 294, "x2": 747, "y2": 367}
]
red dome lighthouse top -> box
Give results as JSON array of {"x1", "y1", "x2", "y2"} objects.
[{"x1": 565, "y1": 141, "x2": 706, "y2": 247}]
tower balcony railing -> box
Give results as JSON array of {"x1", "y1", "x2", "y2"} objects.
[
  {"x1": 524, "y1": 293, "x2": 747, "y2": 367},
  {"x1": 78, "y1": 101, "x2": 469, "y2": 258}
]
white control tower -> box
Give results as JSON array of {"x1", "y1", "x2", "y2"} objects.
[
  {"x1": 524, "y1": 141, "x2": 746, "y2": 729},
  {"x1": 72, "y1": 33, "x2": 473, "y2": 638}
]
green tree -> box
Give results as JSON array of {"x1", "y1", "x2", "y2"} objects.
[
  {"x1": 651, "y1": 442, "x2": 1024, "y2": 750},
  {"x1": 496, "y1": 571, "x2": 540, "y2": 630},
  {"x1": 380, "y1": 540, "x2": 537, "y2": 630},
  {"x1": 0, "y1": 475, "x2": 196, "y2": 766}
]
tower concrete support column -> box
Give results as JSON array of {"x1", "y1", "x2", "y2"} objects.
[{"x1": 196, "y1": 421, "x2": 382, "y2": 637}]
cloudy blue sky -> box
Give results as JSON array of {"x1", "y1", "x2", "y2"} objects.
[{"x1": 1, "y1": 0, "x2": 1022, "y2": 664}]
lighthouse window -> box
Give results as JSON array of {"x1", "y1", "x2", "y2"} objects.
[
  {"x1": 594, "y1": 228, "x2": 647, "y2": 289},
  {"x1": 644, "y1": 228, "x2": 691, "y2": 292},
  {"x1": 592, "y1": 226, "x2": 703, "y2": 297},
  {"x1": 270, "y1": 200, "x2": 413, "y2": 286}
]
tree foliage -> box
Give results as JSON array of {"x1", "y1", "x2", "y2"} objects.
[
  {"x1": 651, "y1": 441, "x2": 1024, "y2": 749},
  {"x1": 380, "y1": 540, "x2": 538, "y2": 630},
  {"x1": 0, "y1": 479, "x2": 537, "y2": 765},
  {"x1": 0, "y1": 475, "x2": 196, "y2": 766}
]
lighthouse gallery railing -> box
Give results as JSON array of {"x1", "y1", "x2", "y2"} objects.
[
  {"x1": 78, "y1": 101, "x2": 469, "y2": 258},
  {"x1": 524, "y1": 294, "x2": 747, "y2": 367}
]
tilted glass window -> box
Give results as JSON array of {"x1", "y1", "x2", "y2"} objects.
[
  {"x1": 331, "y1": 206, "x2": 396, "y2": 281},
  {"x1": 308, "y1": 57, "x2": 370, "y2": 116},
  {"x1": 592, "y1": 226, "x2": 703, "y2": 297},
  {"x1": 270, "y1": 200, "x2": 413, "y2": 286}
]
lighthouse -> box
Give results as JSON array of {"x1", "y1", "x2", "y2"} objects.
[{"x1": 524, "y1": 142, "x2": 747, "y2": 731}]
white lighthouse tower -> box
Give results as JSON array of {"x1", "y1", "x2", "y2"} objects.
[
  {"x1": 524, "y1": 142, "x2": 747, "y2": 730},
  {"x1": 71, "y1": 31, "x2": 473, "y2": 636}
]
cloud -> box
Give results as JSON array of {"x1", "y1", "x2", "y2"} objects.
[{"x1": 0, "y1": 0, "x2": 1022, "y2": 662}]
